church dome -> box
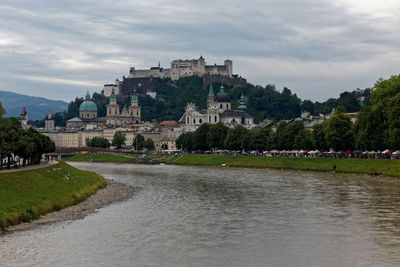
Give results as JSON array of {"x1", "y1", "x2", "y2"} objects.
[
  {"x1": 79, "y1": 100, "x2": 97, "y2": 111},
  {"x1": 131, "y1": 89, "x2": 138, "y2": 101},
  {"x1": 216, "y1": 85, "x2": 230, "y2": 102}
]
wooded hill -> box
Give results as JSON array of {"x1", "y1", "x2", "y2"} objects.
[{"x1": 41, "y1": 76, "x2": 372, "y2": 126}]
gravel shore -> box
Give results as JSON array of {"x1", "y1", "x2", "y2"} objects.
[{"x1": 4, "y1": 179, "x2": 135, "y2": 233}]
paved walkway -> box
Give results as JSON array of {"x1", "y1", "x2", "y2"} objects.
[{"x1": 0, "y1": 160, "x2": 58, "y2": 174}]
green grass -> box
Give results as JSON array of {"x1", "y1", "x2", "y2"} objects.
[
  {"x1": 0, "y1": 161, "x2": 106, "y2": 229},
  {"x1": 67, "y1": 153, "x2": 135, "y2": 163},
  {"x1": 166, "y1": 155, "x2": 400, "y2": 177}
]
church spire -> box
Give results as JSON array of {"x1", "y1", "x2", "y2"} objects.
[
  {"x1": 208, "y1": 84, "x2": 214, "y2": 97},
  {"x1": 85, "y1": 90, "x2": 90, "y2": 101}
]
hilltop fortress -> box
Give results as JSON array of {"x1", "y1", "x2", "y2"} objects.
[
  {"x1": 128, "y1": 55, "x2": 232, "y2": 80},
  {"x1": 103, "y1": 56, "x2": 246, "y2": 98}
]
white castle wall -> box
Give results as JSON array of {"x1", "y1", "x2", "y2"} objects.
[{"x1": 128, "y1": 57, "x2": 232, "y2": 81}]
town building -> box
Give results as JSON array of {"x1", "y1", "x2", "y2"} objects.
[
  {"x1": 106, "y1": 89, "x2": 141, "y2": 126},
  {"x1": 180, "y1": 84, "x2": 254, "y2": 129},
  {"x1": 66, "y1": 91, "x2": 106, "y2": 128},
  {"x1": 19, "y1": 107, "x2": 28, "y2": 128},
  {"x1": 45, "y1": 111, "x2": 55, "y2": 131}
]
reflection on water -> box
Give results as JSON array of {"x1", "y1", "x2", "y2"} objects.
[{"x1": 1, "y1": 163, "x2": 400, "y2": 266}]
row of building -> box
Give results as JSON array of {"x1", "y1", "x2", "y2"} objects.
[
  {"x1": 42, "y1": 124, "x2": 179, "y2": 151},
  {"x1": 27, "y1": 81, "x2": 255, "y2": 150}
]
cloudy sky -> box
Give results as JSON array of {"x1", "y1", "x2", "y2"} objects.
[{"x1": 1, "y1": 0, "x2": 399, "y2": 102}]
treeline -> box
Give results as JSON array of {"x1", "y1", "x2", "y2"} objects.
[
  {"x1": 304, "y1": 89, "x2": 371, "y2": 115},
  {"x1": 176, "y1": 75, "x2": 400, "y2": 152},
  {"x1": 176, "y1": 109, "x2": 348, "y2": 152},
  {"x1": 354, "y1": 75, "x2": 400, "y2": 150},
  {"x1": 0, "y1": 103, "x2": 55, "y2": 168}
]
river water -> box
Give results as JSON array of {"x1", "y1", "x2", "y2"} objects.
[{"x1": 1, "y1": 163, "x2": 400, "y2": 266}]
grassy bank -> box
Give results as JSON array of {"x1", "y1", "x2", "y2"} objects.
[
  {"x1": 67, "y1": 153, "x2": 135, "y2": 163},
  {"x1": 0, "y1": 161, "x2": 106, "y2": 229},
  {"x1": 166, "y1": 155, "x2": 400, "y2": 177}
]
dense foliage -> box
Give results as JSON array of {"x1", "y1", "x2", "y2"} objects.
[
  {"x1": 353, "y1": 75, "x2": 400, "y2": 150},
  {"x1": 310, "y1": 89, "x2": 371, "y2": 115},
  {"x1": 87, "y1": 137, "x2": 110, "y2": 148},
  {"x1": 132, "y1": 134, "x2": 145, "y2": 150},
  {"x1": 143, "y1": 138, "x2": 155, "y2": 150},
  {"x1": 112, "y1": 131, "x2": 126, "y2": 149},
  {"x1": 0, "y1": 103, "x2": 55, "y2": 168}
]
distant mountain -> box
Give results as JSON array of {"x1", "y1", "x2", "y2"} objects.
[{"x1": 0, "y1": 91, "x2": 68, "y2": 121}]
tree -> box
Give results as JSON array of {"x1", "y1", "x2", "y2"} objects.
[
  {"x1": 353, "y1": 107, "x2": 387, "y2": 150},
  {"x1": 302, "y1": 100, "x2": 315, "y2": 114},
  {"x1": 0, "y1": 102, "x2": 5, "y2": 118},
  {"x1": 24, "y1": 127, "x2": 55, "y2": 165},
  {"x1": 294, "y1": 129, "x2": 313, "y2": 150},
  {"x1": 2, "y1": 118, "x2": 23, "y2": 168},
  {"x1": 88, "y1": 137, "x2": 110, "y2": 148},
  {"x1": 193, "y1": 123, "x2": 211, "y2": 151},
  {"x1": 176, "y1": 132, "x2": 194, "y2": 151},
  {"x1": 312, "y1": 123, "x2": 328, "y2": 151},
  {"x1": 370, "y1": 75, "x2": 400, "y2": 106},
  {"x1": 143, "y1": 138, "x2": 155, "y2": 150},
  {"x1": 387, "y1": 93, "x2": 400, "y2": 149},
  {"x1": 207, "y1": 122, "x2": 229, "y2": 150},
  {"x1": 133, "y1": 134, "x2": 145, "y2": 150},
  {"x1": 248, "y1": 127, "x2": 273, "y2": 151},
  {"x1": 324, "y1": 107, "x2": 354, "y2": 151},
  {"x1": 274, "y1": 120, "x2": 304, "y2": 150},
  {"x1": 66, "y1": 97, "x2": 84, "y2": 120},
  {"x1": 16, "y1": 131, "x2": 35, "y2": 166},
  {"x1": 112, "y1": 131, "x2": 126, "y2": 149},
  {"x1": 224, "y1": 125, "x2": 247, "y2": 150}
]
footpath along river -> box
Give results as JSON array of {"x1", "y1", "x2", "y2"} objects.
[{"x1": 1, "y1": 162, "x2": 400, "y2": 266}]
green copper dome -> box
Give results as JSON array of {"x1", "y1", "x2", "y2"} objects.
[
  {"x1": 238, "y1": 93, "x2": 247, "y2": 110},
  {"x1": 79, "y1": 100, "x2": 97, "y2": 111},
  {"x1": 109, "y1": 89, "x2": 117, "y2": 100},
  {"x1": 216, "y1": 84, "x2": 230, "y2": 102},
  {"x1": 131, "y1": 89, "x2": 138, "y2": 101}
]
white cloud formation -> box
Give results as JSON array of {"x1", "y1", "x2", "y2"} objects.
[{"x1": 0, "y1": 0, "x2": 399, "y2": 101}]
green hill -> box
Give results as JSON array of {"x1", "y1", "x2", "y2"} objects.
[{"x1": 0, "y1": 91, "x2": 68, "y2": 121}]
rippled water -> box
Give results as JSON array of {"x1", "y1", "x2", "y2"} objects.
[{"x1": 1, "y1": 163, "x2": 400, "y2": 266}]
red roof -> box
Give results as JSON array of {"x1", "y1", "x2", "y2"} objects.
[{"x1": 160, "y1": 120, "x2": 178, "y2": 126}]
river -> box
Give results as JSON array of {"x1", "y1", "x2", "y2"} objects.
[{"x1": 1, "y1": 163, "x2": 400, "y2": 266}]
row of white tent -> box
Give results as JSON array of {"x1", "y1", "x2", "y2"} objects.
[
  {"x1": 266, "y1": 150, "x2": 323, "y2": 154},
  {"x1": 263, "y1": 150, "x2": 400, "y2": 155}
]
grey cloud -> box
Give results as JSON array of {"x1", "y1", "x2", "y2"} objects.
[{"x1": 0, "y1": 0, "x2": 399, "y2": 101}]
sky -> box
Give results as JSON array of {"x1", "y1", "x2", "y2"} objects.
[{"x1": 0, "y1": 0, "x2": 399, "y2": 102}]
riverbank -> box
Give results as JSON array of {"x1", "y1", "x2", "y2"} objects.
[
  {"x1": 67, "y1": 153, "x2": 136, "y2": 163},
  {"x1": 0, "y1": 161, "x2": 107, "y2": 230},
  {"x1": 5, "y1": 179, "x2": 135, "y2": 233},
  {"x1": 165, "y1": 155, "x2": 400, "y2": 177}
]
